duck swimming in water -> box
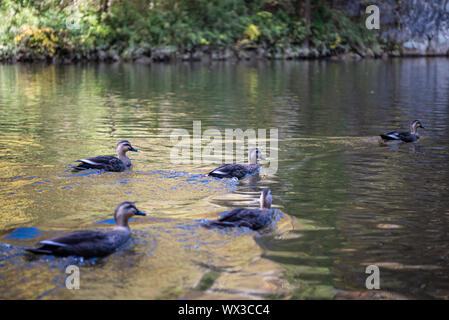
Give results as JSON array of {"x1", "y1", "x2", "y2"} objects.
[
  {"x1": 380, "y1": 120, "x2": 425, "y2": 143},
  {"x1": 208, "y1": 148, "x2": 265, "y2": 179},
  {"x1": 72, "y1": 140, "x2": 138, "y2": 172},
  {"x1": 203, "y1": 189, "x2": 276, "y2": 230},
  {"x1": 26, "y1": 202, "x2": 146, "y2": 257}
]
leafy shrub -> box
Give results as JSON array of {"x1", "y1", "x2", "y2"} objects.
[
  {"x1": 0, "y1": 0, "x2": 382, "y2": 60},
  {"x1": 14, "y1": 25, "x2": 59, "y2": 57}
]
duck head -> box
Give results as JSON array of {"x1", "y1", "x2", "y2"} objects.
[
  {"x1": 410, "y1": 120, "x2": 425, "y2": 134},
  {"x1": 249, "y1": 148, "x2": 265, "y2": 165},
  {"x1": 116, "y1": 141, "x2": 138, "y2": 166},
  {"x1": 114, "y1": 201, "x2": 147, "y2": 228},
  {"x1": 259, "y1": 189, "x2": 272, "y2": 209},
  {"x1": 116, "y1": 140, "x2": 138, "y2": 155}
]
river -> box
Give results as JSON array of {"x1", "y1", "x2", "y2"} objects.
[{"x1": 1, "y1": 58, "x2": 448, "y2": 299}]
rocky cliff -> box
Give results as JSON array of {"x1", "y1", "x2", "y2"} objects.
[{"x1": 339, "y1": 0, "x2": 449, "y2": 56}]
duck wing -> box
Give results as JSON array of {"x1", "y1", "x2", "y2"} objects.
[
  {"x1": 208, "y1": 164, "x2": 249, "y2": 179},
  {"x1": 380, "y1": 131, "x2": 418, "y2": 142},
  {"x1": 73, "y1": 155, "x2": 124, "y2": 172},
  {"x1": 26, "y1": 230, "x2": 112, "y2": 257},
  {"x1": 396, "y1": 132, "x2": 418, "y2": 142},
  {"x1": 204, "y1": 208, "x2": 273, "y2": 230},
  {"x1": 380, "y1": 131, "x2": 404, "y2": 141}
]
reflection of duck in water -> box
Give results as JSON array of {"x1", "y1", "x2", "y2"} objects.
[
  {"x1": 380, "y1": 120, "x2": 425, "y2": 143},
  {"x1": 26, "y1": 202, "x2": 146, "y2": 257},
  {"x1": 72, "y1": 140, "x2": 138, "y2": 172},
  {"x1": 203, "y1": 189, "x2": 277, "y2": 230},
  {"x1": 208, "y1": 148, "x2": 265, "y2": 179}
]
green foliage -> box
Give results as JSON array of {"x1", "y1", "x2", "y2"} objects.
[
  {"x1": 244, "y1": 24, "x2": 261, "y2": 41},
  {"x1": 0, "y1": 0, "x2": 382, "y2": 60},
  {"x1": 14, "y1": 25, "x2": 59, "y2": 57},
  {"x1": 310, "y1": 5, "x2": 380, "y2": 54}
]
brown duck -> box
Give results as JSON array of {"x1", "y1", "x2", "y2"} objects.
[
  {"x1": 203, "y1": 189, "x2": 276, "y2": 230},
  {"x1": 72, "y1": 140, "x2": 138, "y2": 172},
  {"x1": 380, "y1": 120, "x2": 425, "y2": 143},
  {"x1": 208, "y1": 148, "x2": 265, "y2": 179},
  {"x1": 26, "y1": 202, "x2": 146, "y2": 257}
]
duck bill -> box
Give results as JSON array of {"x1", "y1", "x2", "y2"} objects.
[
  {"x1": 135, "y1": 211, "x2": 147, "y2": 216},
  {"x1": 130, "y1": 147, "x2": 138, "y2": 152}
]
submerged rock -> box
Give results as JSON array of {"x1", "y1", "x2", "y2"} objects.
[
  {"x1": 298, "y1": 46, "x2": 310, "y2": 58},
  {"x1": 152, "y1": 46, "x2": 177, "y2": 61},
  {"x1": 97, "y1": 50, "x2": 107, "y2": 61},
  {"x1": 211, "y1": 48, "x2": 233, "y2": 60},
  {"x1": 135, "y1": 56, "x2": 152, "y2": 64}
]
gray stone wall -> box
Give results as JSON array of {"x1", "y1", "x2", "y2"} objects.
[{"x1": 338, "y1": 0, "x2": 449, "y2": 55}]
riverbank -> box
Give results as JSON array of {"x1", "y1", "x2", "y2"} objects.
[
  {"x1": 1, "y1": 1, "x2": 448, "y2": 64},
  {"x1": 0, "y1": 45, "x2": 378, "y2": 64},
  {"x1": 2, "y1": 45, "x2": 448, "y2": 65}
]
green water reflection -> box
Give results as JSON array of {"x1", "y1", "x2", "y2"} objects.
[{"x1": 1, "y1": 59, "x2": 449, "y2": 299}]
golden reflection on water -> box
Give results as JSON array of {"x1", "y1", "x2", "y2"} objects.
[
  {"x1": 1, "y1": 206, "x2": 298, "y2": 299},
  {"x1": 0, "y1": 149, "x2": 300, "y2": 299},
  {"x1": 2, "y1": 60, "x2": 449, "y2": 299}
]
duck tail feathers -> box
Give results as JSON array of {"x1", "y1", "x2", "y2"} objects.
[
  {"x1": 25, "y1": 248, "x2": 53, "y2": 255},
  {"x1": 203, "y1": 220, "x2": 234, "y2": 229},
  {"x1": 380, "y1": 133, "x2": 400, "y2": 141},
  {"x1": 208, "y1": 170, "x2": 229, "y2": 178},
  {"x1": 71, "y1": 164, "x2": 88, "y2": 172},
  {"x1": 72, "y1": 159, "x2": 102, "y2": 171}
]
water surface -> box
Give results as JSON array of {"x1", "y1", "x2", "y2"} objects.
[{"x1": 1, "y1": 59, "x2": 449, "y2": 299}]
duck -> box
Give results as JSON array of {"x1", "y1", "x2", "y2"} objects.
[
  {"x1": 26, "y1": 202, "x2": 146, "y2": 257},
  {"x1": 380, "y1": 120, "x2": 425, "y2": 143},
  {"x1": 208, "y1": 148, "x2": 265, "y2": 179},
  {"x1": 72, "y1": 140, "x2": 138, "y2": 172},
  {"x1": 203, "y1": 189, "x2": 276, "y2": 230}
]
